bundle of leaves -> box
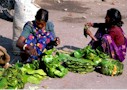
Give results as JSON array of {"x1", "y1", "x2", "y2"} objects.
[
  {"x1": 64, "y1": 56, "x2": 95, "y2": 74},
  {"x1": 66, "y1": 45, "x2": 124, "y2": 76},
  {"x1": 42, "y1": 48, "x2": 68, "y2": 78},
  {"x1": 0, "y1": 66, "x2": 24, "y2": 89},
  {"x1": 98, "y1": 58, "x2": 124, "y2": 76},
  {"x1": 0, "y1": 60, "x2": 47, "y2": 89},
  {"x1": 70, "y1": 46, "x2": 103, "y2": 66}
]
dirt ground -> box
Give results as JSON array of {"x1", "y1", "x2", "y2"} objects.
[{"x1": 0, "y1": 0, "x2": 127, "y2": 89}]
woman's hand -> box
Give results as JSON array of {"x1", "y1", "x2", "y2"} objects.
[
  {"x1": 55, "y1": 37, "x2": 60, "y2": 46},
  {"x1": 84, "y1": 22, "x2": 97, "y2": 41},
  {"x1": 86, "y1": 22, "x2": 93, "y2": 27},
  {"x1": 3, "y1": 63, "x2": 12, "y2": 69},
  {"x1": 26, "y1": 46, "x2": 38, "y2": 56},
  {"x1": 84, "y1": 22, "x2": 93, "y2": 30}
]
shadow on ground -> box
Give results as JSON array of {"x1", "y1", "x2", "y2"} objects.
[
  {"x1": 0, "y1": 12, "x2": 13, "y2": 22},
  {"x1": 58, "y1": 45, "x2": 81, "y2": 51},
  {"x1": 0, "y1": 35, "x2": 20, "y2": 64}
]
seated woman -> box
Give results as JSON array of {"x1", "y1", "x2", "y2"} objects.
[
  {"x1": 16, "y1": 8, "x2": 60, "y2": 62},
  {"x1": 84, "y1": 8, "x2": 127, "y2": 62}
]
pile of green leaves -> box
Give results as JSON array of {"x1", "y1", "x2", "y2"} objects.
[
  {"x1": 0, "y1": 46, "x2": 124, "y2": 89},
  {"x1": 0, "y1": 66, "x2": 24, "y2": 89},
  {"x1": 42, "y1": 48, "x2": 68, "y2": 78},
  {"x1": 64, "y1": 57, "x2": 95, "y2": 74},
  {"x1": 20, "y1": 61, "x2": 47, "y2": 84},
  {"x1": 0, "y1": 60, "x2": 47, "y2": 89},
  {"x1": 65, "y1": 45, "x2": 124, "y2": 76},
  {"x1": 99, "y1": 58, "x2": 124, "y2": 76},
  {"x1": 71, "y1": 45, "x2": 103, "y2": 67}
]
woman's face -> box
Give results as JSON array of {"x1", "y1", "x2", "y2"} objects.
[
  {"x1": 36, "y1": 20, "x2": 46, "y2": 29},
  {"x1": 105, "y1": 15, "x2": 110, "y2": 23}
]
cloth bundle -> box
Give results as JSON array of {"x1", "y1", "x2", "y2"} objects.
[{"x1": 0, "y1": 46, "x2": 11, "y2": 68}]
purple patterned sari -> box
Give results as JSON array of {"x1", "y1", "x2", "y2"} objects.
[{"x1": 89, "y1": 28, "x2": 127, "y2": 62}]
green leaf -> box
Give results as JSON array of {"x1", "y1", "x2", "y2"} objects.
[
  {"x1": 27, "y1": 76, "x2": 41, "y2": 84},
  {"x1": 93, "y1": 56, "x2": 102, "y2": 66},
  {"x1": 42, "y1": 55, "x2": 53, "y2": 63},
  {"x1": 23, "y1": 63, "x2": 32, "y2": 69},
  {"x1": 57, "y1": 53, "x2": 70, "y2": 62},
  {"x1": 47, "y1": 68, "x2": 55, "y2": 77},
  {"x1": 44, "y1": 48, "x2": 56, "y2": 55},
  {"x1": 34, "y1": 69, "x2": 47, "y2": 76},
  {"x1": 54, "y1": 70, "x2": 64, "y2": 78},
  {"x1": 26, "y1": 69, "x2": 35, "y2": 75},
  {"x1": 0, "y1": 68, "x2": 4, "y2": 77},
  {"x1": 86, "y1": 53, "x2": 96, "y2": 60},
  {"x1": 22, "y1": 75, "x2": 29, "y2": 83},
  {"x1": 33, "y1": 74, "x2": 43, "y2": 80},
  {"x1": 8, "y1": 79, "x2": 18, "y2": 87},
  {"x1": 73, "y1": 49, "x2": 84, "y2": 58},
  {"x1": 0, "y1": 78, "x2": 8, "y2": 89}
]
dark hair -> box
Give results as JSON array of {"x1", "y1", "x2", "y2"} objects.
[
  {"x1": 106, "y1": 8, "x2": 123, "y2": 27},
  {"x1": 35, "y1": 8, "x2": 48, "y2": 22}
]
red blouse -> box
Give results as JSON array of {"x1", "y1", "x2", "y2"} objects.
[{"x1": 109, "y1": 26, "x2": 125, "y2": 46}]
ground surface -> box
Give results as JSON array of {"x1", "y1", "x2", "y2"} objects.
[{"x1": 0, "y1": 0, "x2": 127, "y2": 89}]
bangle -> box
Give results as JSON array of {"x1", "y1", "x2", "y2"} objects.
[
  {"x1": 6, "y1": 62, "x2": 9, "y2": 65},
  {"x1": 23, "y1": 44, "x2": 27, "y2": 50}
]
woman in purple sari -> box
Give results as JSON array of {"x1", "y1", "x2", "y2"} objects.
[{"x1": 84, "y1": 8, "x2": 127, "y2": 62}]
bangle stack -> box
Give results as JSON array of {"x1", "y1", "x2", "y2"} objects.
[{"x1": 23, "y1": 44, "x2": 27, "y2": 50}]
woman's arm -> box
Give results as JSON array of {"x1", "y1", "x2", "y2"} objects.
[
  {"x1": 46, "y1": 21, "x2": 60, "y2": 46},
  {"x1": 93, "y1": 23, "x2": 109, "y2": 28},
  {"x1": 16, "y1": 22, "x2": 38, "y2": 56},
  {"x1": 46, "y1": 21, "x2": 56, "y2": 38},
  {"x1": 85, "y1": 29, "x2": 97, "y2": 41},
  {"x1": 86, "y1": 22, "x2": 109, "y2": 28}
]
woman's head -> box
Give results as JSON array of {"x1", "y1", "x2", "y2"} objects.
[
  {"x1": 35, "y1": 8, "x2": 48, "y2": 22},
  {"x1": 35, "y1": 8, "x2": 48, "y2": 29},
  {"x1": 105, "y1": 8, "x2": 123, "y2": 27}
]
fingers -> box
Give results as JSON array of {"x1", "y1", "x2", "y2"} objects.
[
  {"x1": 27, "y1": 48, "x2": 38, "y2": 56},
  {"x1": 30, "y1": 49, "x2": 38, "y2": 56},
  {"x1": 87, "y1": 22, "x2": 93, "y2": 27},
  {"x1": 84, "y1": 22, "x2": 92, "y2": 31},
  {"x1": 55, "y1": 37, "x2": 60, "y2": 46},
  {"x1": 3, "y1": 63, "x2": 12, "y2": 69},
  {"x1": 26, "y1": 45, "x2": 37, "y2": 56},
  {"x1": 84, "y1": 22, "x2": 93, "y2": 27}
]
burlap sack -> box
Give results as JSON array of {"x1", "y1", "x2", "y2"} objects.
[
  {"x1": 0, "y1": 51, "x2": 4, "y2": 63},
  {"x1": 12, "y1": 0, "x2": 41, "y2": 55},
  {"x1": 0, "y1": 46, "x2": 10, "y2": 65}
]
